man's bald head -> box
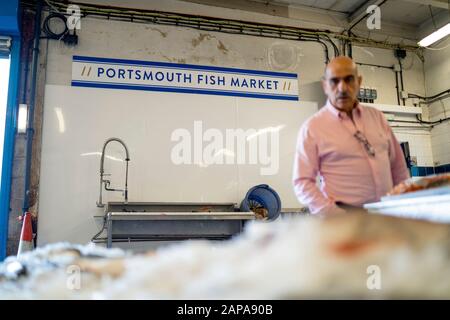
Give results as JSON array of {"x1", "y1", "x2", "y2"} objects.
[
  {"x1": 322, "y1": 56, "x2": 362, "y2": 113},
  {"x1": 324, "y1": 56, "x2": 359, "y2": 78}
]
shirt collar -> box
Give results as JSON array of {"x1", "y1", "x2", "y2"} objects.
[{"x1": 325, "y1": 100, "x2": 362, "y2": 120}]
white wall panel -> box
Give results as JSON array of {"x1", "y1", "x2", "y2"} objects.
[
  {"x1": 37, "y1": 84, "x2": 317, "y2": 245},
  {"x1": 236, "y1": 98, "x2": 317, "y2": 209}
]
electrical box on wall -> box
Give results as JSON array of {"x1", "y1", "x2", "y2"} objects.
[
  {"x1": 394, "y1": 49, "x2": 407, "y2": 60},
  {"x1": 358, "y1": 87, "x2": 377, "y2": 103}
]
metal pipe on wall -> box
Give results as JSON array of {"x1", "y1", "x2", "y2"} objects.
[
  {"x1": 22, "y1": 0, "x2": 42, "y2": 213},
  {"x1": 356, "y1": 62, "x2": 394, "y2": 70},
  {"x1": 398, "y1": 58, "x2": 406, "y2": 106},
  {"x1": 395, "y1": 70, "x2": 401, "y2": 106}
]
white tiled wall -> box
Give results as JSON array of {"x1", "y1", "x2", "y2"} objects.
[
  {"x1": 383, "y1": 112, "x2": 434, "y2": 167},
  {"x1": 392, "y1": 129, "x2": 434, "y2": 167},
  {"x1": 428, "y1": 101, "x2": 450, "y2": 166},
  {"x1": 424, "y1": 37, "x2": 450, "y2": 167},
  {"x1": 431, "y1": 121, "x2": 450, "y2": 166}
]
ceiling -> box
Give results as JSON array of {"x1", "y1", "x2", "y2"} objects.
[
  {"x1": 171, "y1": 0, "x2": 450, "y2": 40},
  {"x1": 252, "y1": 0, "x2": 449, "y2": 28},
  {"x1": 71, "y1": 0, "x2": 450, "y2": 40},
  {"x1": 270, "y1": 0, "x2": 369, "y2": 13}
]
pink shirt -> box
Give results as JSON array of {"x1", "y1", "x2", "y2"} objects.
[{"x1": 293, "y1": 100, "x2": 410, "y2": 214}]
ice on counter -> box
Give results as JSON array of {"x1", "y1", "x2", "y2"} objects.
[{"x1": 1, "y1": 213, "x2": 450, "y2": 299}]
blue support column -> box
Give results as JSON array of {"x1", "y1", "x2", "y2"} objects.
[
  {"x1": 0, "y1": 37, "x2": 21, "y2": 261},
  {"x1": 0, "y1": 0, "x2": 21, "y2": 261}
]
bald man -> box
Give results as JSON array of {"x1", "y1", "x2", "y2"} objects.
[{"x1": 293, "y1": 56, "x2": 410, "y2": 215}]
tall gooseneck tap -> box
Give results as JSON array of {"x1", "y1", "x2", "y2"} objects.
[{"x1": 96, "y1": 137, "x2": 130, "y2": 208}]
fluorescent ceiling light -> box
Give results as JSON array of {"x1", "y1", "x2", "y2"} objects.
[{"x1": 418, "y1": 23, "x2": 450, "y2": 47}]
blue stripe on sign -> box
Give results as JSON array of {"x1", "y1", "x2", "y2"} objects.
[
  {"x1": 72, "y1": 79, "x2": 298, "y2": 98},
  {"x1": 73, "y1": 55, "x2": 298, "y2": 79},
  {"x1": 75, "y1": 60, "x2": 295, "y2": 79},
  {"x1": 71, "y1": 81, "x2": 300, "y2": 101}
]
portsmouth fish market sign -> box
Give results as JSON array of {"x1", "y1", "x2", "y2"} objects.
[{"x1": 71, "y1": 55, "x2": 298, "y2": 101}]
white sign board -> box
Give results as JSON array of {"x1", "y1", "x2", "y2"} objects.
[{"x1": 72, "y1": 55, "x2": 299, "y2": 101}]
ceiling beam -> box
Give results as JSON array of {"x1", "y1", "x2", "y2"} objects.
[
  {"x1": 417, "y1": 9, "x2": 450, "y2": 38},
  {"x1": 327, "y1": 0, "x2": 349, "y2": 11},
  {"x1": 399, "y1": 0, "x2": 449, "y2": 10},
  {"x1": 269, "y1": 1, "x2": 348, "y2": 17}
]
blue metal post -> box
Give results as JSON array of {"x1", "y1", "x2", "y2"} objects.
[
  {"x1": 0, "y1": 0, "x2": 21, "y2": 261},
  {"x1": 0, "y1": 37, "x2": 21, "y2": 261}
]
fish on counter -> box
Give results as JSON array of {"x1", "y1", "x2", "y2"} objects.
[
  {"x1": 2, "y1": 211, "x2": 450, "y2": 299},
  {"x1": 387, "y1": 173, "x2": 450, "y2": 196}
]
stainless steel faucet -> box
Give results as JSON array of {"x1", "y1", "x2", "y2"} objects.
[{"x1": 96, "y1": 137, "x2": 130, "y2": 208}]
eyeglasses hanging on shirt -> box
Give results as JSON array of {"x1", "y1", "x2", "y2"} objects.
[{"x1": 354, "y1": 130, "x2": 376, "y2": 157}]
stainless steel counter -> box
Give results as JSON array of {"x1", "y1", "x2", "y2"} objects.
[{"x1": 94, "y1": 202, "x2": 255, "y2": 249}]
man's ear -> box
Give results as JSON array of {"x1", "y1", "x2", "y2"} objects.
[{"x1": 357, "y1": 75, "x2": 362, "y2": 87}]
